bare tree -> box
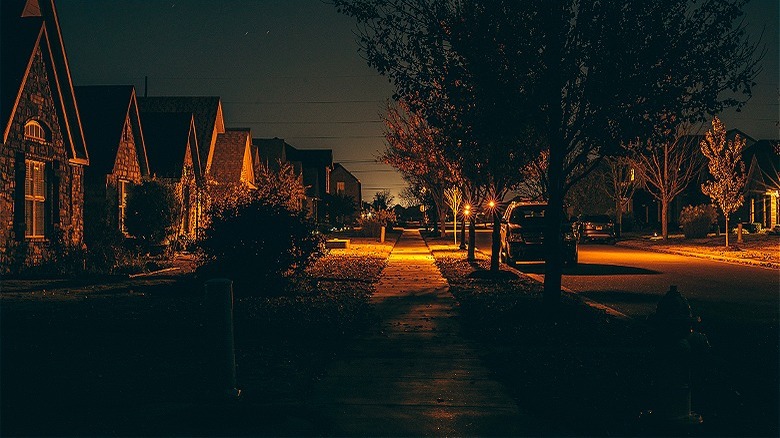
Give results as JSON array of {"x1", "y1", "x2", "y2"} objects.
[
  {"x1": 700, "y1": 117, "x2": 747, "y2": 247},
  {"x1": 632, "y1": 126, "x2": 703, "y2": 240},
  {"x1": 381, "y1": 99, "x2": 459, "y2": 236},
  {"x1": 444, "y1": 186, "x2": 463, "y2": 245},
  {"x1": 602, "y1": 157, "x2": 639, "y2": 237}
]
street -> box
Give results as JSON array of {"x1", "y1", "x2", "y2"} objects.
[{"x1": 470, "y1": 229, "x2": 778, "y2": 322}]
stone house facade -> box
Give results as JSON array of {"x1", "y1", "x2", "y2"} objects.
[{"x1": 1, "y1": 0, "x2": 89, "y2": 271}]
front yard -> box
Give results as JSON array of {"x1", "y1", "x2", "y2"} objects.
[
  {"x1": 619, "y1": 232, "x2": 779, "y2": 268},
  {"x1": 0, "y1": 235, "x2": 396, "y2": 436}
]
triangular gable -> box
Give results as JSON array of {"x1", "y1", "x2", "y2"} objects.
[
  {"x1": 1, "y1": 0, "x2": 88, "y2": 164},
  {"x1": 210, "y1": 129, "x2": 255, "y2": 187}
]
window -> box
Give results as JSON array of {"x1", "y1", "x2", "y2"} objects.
[
  {"x1": 118, "y1": 180, "x2": 129, "y2": 234},
  {"x1": 24, "y1": 120, "x2": 47, "y2": 142},
  {"x1": 25, "y1": 160, "x2": 46, "y2": 237},
  {"x1": 336, "y1": 181, "x2": 345, "y2": 194}
]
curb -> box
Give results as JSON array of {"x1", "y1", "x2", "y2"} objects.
[{"x1": 615, "y1": 240, "x2": 779, "y2": 270}]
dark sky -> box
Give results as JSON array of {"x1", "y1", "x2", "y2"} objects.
[{"x1": 57, "y1": 0, "x2": 778, "y2": 202}]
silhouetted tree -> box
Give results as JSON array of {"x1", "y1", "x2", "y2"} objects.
[
  {"x1": 335, "y1": 0, "x2": 761, "y2": 304},
  {"x1": 125, "y1": 180, "x2": 179, "y2": 248},
  {"x1": 371, "y1": 190, "x2": 395, "y2": 211},
  {"x1": 632, "y1": 125, "x2": 704, "y2": 240}
]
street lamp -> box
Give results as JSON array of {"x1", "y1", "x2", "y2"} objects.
[{"x1": 459, "y1": 204, "x2": 470, "y2": 250}]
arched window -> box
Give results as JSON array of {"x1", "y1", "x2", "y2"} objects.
[{"x1": 24, "y1": 120, "x2": 48, "y2": 142}]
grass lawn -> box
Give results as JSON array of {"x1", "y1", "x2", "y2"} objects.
[
  {"x1": 619, "y1": 232, "x2": 779, "y2": 268},
  {"x1": 426, "y1": 235, "x2": 778, "y2": 437},
  {"x1": 0, "y1": 236, "x2": 395, "y2": 436}
]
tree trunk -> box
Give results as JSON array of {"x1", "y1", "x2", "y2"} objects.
[
  {"x1": 616, "y1": 199, "x2": 622, "y2": 238},
  {"x1": 661, "y1": 199, "x2": 669, "y2": 240},
  {"x1": 490, "y1": 210, "x2": 501, "y2": 272},
  {"x1": 725, "y1": 214, "x2": 730, "y2": 247},
  {"x1": 468, "y1": 217, "x2": 476, "y2": 261},
  {"x1": 544, "y1": 133, "x2": 565, "y2": 307}
]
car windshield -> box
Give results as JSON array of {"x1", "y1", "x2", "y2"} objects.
[
  {"x1": 509, "y1": 206, "x2": 546, "y2": 225},
  {"x1": 580, "y1": 215, "x2": 611, "y2": 223}
]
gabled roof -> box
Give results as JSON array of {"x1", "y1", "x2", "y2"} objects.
[
  {"x1": 252, "y1": 137, "x2": 289, "y2": 170},
  {"x1": 137, "y1": 96, "x2": 223, "y2": 169},
  {"x1": 332, "y1": 163, "x2": 360, "y2": 183},
  {"x1": 139, "y1": 112, "x2": 199, "y2": 179},
  {"x1": 75, "y1": 85, "x2": 149, "y2": 176},
  {"x1": 1, "y1": 0, "x2": 88, "y2": 164},
  {"x1": 285, "y1": 144, "x2": 333, "y2": 168},
  {"x1": 744, "y1": 139, "x2": 780, "y2": 193},
  {"x1": 210, "y1": 128, "x2": 255, "y2": 187}
]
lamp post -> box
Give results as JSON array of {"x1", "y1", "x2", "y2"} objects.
[{"x1": 460, "y1": 204, "x2": 470, "y2": 250}]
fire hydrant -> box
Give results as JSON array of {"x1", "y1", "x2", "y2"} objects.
[{"x1": 646, "y1": 285, "x2": 710, "y2": 433}]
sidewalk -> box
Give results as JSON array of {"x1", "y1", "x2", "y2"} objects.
[{"x1": 308, "y1": 229, "x2": 546, "y2": 436}]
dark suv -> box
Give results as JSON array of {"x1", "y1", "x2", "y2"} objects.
[
  {"x1": 576, "y1": 214, "x2": 616, "y2": 243},
  {"x1": 499, "y1": 201, "x2": 578, "y2": 266}
]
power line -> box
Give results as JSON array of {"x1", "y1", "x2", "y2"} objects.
[
  {"x1": 233, "y1": 120, "x2": 382, "y2": 124},
  {"x1": 283, "y1": 135, "x2": 384, "y2": 139},
  {"x1": 225, "y1": 100, "x2": 384, "y2": 104}
]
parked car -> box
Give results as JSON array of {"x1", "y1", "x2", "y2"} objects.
[
  {"x1": 576, "y1": 214, "x2": 616, "y2": 243},
  {"x1": 499, "y1": 201, "x2": 578, "y2": 266}
]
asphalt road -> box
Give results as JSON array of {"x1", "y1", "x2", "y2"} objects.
[{"x1": 470, "y1": 229, "x2": 779, "y2": 323}]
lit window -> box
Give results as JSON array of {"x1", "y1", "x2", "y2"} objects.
[
  {"x1": 118, "y1": 180, "x2": 129, "y2": 234},
  {"x1": 25, "y1": 160, "x2": 46, "y2": 238},
  {"x1": 336, "y1": 181, "x2": 345, "y2": 194},
  {"x1": 24, "y1": 120, "x2": 47, "y2": 142},
  {"x1": 629, "y1": 168, "x2": 635, "y2": 182}
]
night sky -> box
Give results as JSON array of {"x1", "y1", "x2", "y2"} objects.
[{"x1": 56, "y1": 0, "x2": 778, "y2": 202}]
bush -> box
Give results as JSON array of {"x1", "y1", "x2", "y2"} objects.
[
  {"x1": 679, "y1": 204, "x2": 717, "y2": 238},
  {"x1": 197, "y1": 198, "x2": 324, "y2": 296},
  {"x1": 357, "y1": 209, "x2": 396, "y2": 237},
  {"x1": 125, "y1": 180, "x2": 180, "y2": 248}
]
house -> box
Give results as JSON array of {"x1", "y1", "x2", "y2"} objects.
[
  {"x1": 138, "y1": 111, "x2": 201, "y2": 239},
  {"x1": 329, "y1": 162, "x2": 362, "y2": 222},
  {"x1": 207, "y1": 128, "x2": 256, "y2": 200},
  {"x1": 284, "y1": 144, "x2": 333, "y2": 222},
  {"x1": 137, "y1": 96, "x2": 225, "y2": 178},
  {"x1": 74, "y1": 85, "x2": 149, "y2": 237},
  {"x1": 1, "y1": 0, "x2": 89, "y2": 269},
  {"x1": 252, "y1": 138, "x2": 333, "y2": 221},
  {"x1": 737, "y1": 139, "x2": 780, "y2": 228}
]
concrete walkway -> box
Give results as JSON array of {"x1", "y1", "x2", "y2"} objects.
[{"x1": 310, "y1": 229, "x2": 544, "y2": 436}]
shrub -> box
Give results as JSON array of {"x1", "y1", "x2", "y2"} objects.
[
  {"x1": 197, "y1": 198, "x2": 324, "y2": 296},
  {"x1": 679, "y1": 204, "x2": 717, "y2": 238},
  {"x1": 357, "y1": 209, "x2": 396, "y2": 237},
  {"x1": 125, "y1": 180, "x2": 180, "y2": 248}
]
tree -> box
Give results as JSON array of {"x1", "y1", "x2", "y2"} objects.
[
  {"x1": 602, "y1": 157, "x2": 639, "y2": 238},
  {"x1": 335, "y1": 0, "x2": 761, "y2": 304},
  {"x1": 381, "y1": 99, "x2": 459, "y2": 236},
  {"x1": 443, "y1": 186, "x2": 463, "y2": 245},
  {"x1": 324, "y1": 192, "x2": 357, "y2": 227},
  {"x1": 125, "y1": 180, "x2": 180, "y2": 248},
  {"x1": 700, "y1": 117, "x2": 747, "y2": 247},
  {"x1": 371, "y1": 189, "x2": 395, "y2": 211},
  {"x1": 254, "y1": 160, "x2": 307, "y2": 213},
  {"x1": 631, "y1": 126, "x2": 703, "y2": 240}
]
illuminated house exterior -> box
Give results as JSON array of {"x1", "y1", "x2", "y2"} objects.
[
  {"x1": 739, "y1": 139, "x2": 780, "y2": 228},
  {"x1": 207, "y1": 128, "x2": 257, "y2": 198},
  {"x1": 139, "y1": 112, "x2": 202, "y2": 239},
  {"x1": 74, "y1": 85, "x2": 149, "y2": 237},
  {"x1": 0, "y1": 0, "x2": 89, "y2": 270}
]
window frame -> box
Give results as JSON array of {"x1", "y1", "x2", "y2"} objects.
[
  {"x1": 24, "y1": 120, "x2": 48, "y2": 143},
  {"x1": 24, "y1": 159, "x2": 47, "y2": 238}
]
